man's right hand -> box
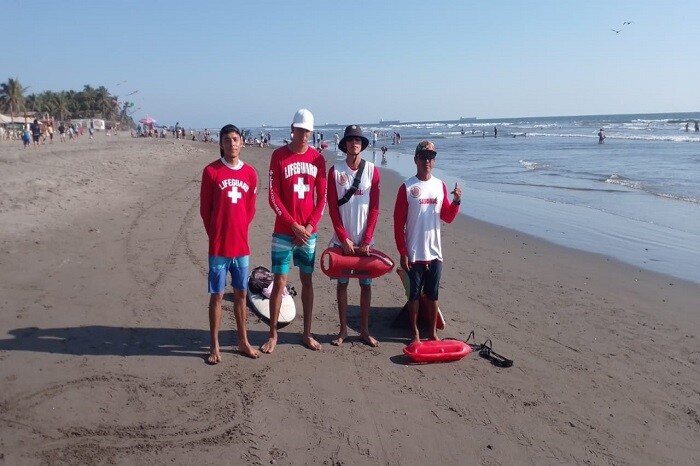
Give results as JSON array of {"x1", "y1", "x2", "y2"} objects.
[
  {"x1": 400, "y1": 255, "x2": 411, "y2": 272},
  {"x1": 341, "y1": 238, "x2": 355, "y2": 255},
  {"x1": 291, "y1": 222, "x2": 311, "y2": 244}
]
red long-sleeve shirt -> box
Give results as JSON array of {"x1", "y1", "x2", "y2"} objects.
[
  {"x1": 268, "y1": 145, "x2": 326, "y2": 235},
  {"x1": 200, "y1": 159, "x2": 257, "y2": 257}
]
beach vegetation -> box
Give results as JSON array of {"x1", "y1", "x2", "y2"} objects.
[
  {"x1": 0, "y1": 77, "x2": 28, "y2": 123},
  {"x1": 1, "y1": 77, "x2": 135, "y2": 127}
]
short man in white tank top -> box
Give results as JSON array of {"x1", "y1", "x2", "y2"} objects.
[
  {"x1": 394, "y1": 140, "x2": 462, "y2": 344},
  {"x1": 327, "y1": 125, "x2": 381, "y2": 346}
]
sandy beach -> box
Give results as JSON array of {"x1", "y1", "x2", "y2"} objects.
[{"x1": 1, "y1": 135, "x2": 698, "y2": 465}]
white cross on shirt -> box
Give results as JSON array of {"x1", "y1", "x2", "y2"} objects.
[
  {"x1": 228, "y1": 186, "x2": 242, "y2": 203},
  {"x1": 293, "y1": 177, "x2": 310, "y2": 199}
]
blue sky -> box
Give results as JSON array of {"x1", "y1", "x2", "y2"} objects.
[{"x1": 4, "y1": 0, "x2": 699, "y2": 128}]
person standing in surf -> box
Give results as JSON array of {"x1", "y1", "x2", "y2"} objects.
[
  {"x1": 263, "y1": 109, "x2": 327, "y2": 353},
  {"x1": 393, "y1": 140, "x2": 461, "y2": 344},
  {"x1": 200, "y1": 124, "x2": 259, "y2": 362},
  {"x1": 598, "y1": 128, "x2": 606, "y2": 143},
  {"x1": 327, "y1": 125, "x2": 381, "y2": 347}
]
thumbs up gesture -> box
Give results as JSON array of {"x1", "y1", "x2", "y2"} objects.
[{"x1": 451, "y1": 182, "x2": 462, "y2": 204}]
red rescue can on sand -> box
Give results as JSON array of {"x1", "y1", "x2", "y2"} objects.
[{"x1": 403, "y1": 339, "x2": 471, "y2": 363}]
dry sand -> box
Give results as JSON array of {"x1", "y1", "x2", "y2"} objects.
[{"x1": 0, "y1": 135, "x2": 698, "y2": 465}]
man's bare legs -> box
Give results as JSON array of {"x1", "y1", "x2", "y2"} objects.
[
  {"x1": 300, "y1": 271, "x2": 321, "y2": 350},
  {"x1": 359, "y1": 283, "x2": 378, "y2": 347},
  {"x1": 331, "y1": 281, "x2": 349, "y2": 346},
  {"x1": 333, "y1": 282, "x2": 378, "y2": 347},
  {"x1": 260, "y1": 273, "x2": 287, "y2": 354},
  {"x1": 407, "y1": 299, "x2": 421, "y2": 344},
  {"x1": 208, "y1": 293, "x2": 224, "y2": 364},
  {"x1": 426, "y1": 299, "x2": 440, "y2": 341},
  {"x1": 233, "y1": 289, "x2": 259, "y2": 358}
]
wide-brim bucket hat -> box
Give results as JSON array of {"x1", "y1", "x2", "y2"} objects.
[{"x1": 338, "y1": 124, "x2": 369, "y2": 153}]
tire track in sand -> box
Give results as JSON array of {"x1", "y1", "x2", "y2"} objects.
[{"x1": 124, "y1": 176, "x2": 202, "y2": 301}]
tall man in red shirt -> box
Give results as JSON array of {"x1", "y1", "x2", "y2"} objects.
[
  {"x1": 200, "y1": 124, "x2": 258, "y2": 362},
  {"x1": 393, "y1": 140, "x2": 461, "y2": 344},
  {"x1": 327, "y1": 125, "x2": 381, "y2": 347},
  {"x1": 262, "y1": 109, "x2": 327, "y2": 353}
]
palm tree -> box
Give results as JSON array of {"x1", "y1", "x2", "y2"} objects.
[
  {"x1": 80, "y1": 84, "x2": 97, "y2": 117},
  {"x1": 95, "y1": 86, "x2": 115, "y2": 120},
  {"x1": 65, "y1": 90, "x2": 80, "y2": 118},
  {"x1": 25, "y1": 93, "x2": 44, "y2": 113},
  {"x1": 53, "y1": 91, "x2": 70, "y2": 122},
  {"x1": 0, "y1": 77, "x2": 29, "y2": 125}
]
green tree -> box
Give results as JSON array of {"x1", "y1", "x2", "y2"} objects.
[
  {"x1": 42, "y1": 92, "x2": 58, "y2": 121},
  {"x1": 65, "y1": 90, "x2": 80, "y2": 118},
  {"x1": 95, "y1": 86, "x2": 115, "y2": 120},
  {"x1": 80, "y1": 84, "x2": 97, "y2": 117},
  {"x1": 53, "y1": 91, "x2": 70, "y2": 122},
  {"x1": 0, "y1": 77, "x2": 28, "y2": 124},
  {"x1": 25, "y1": 93, "x2": 44, "y2": 113}
]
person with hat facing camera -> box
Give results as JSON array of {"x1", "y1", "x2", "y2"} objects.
[
  {"x1": 263, "y1": 109, "x2": 327, "y2": 353},
  {"x1": 200, "y1": 124, "x2": 259, "y2": 362},
  {"x1": 393, "y1": 140, "x2": 461, "y2": 344},
  {"x1": 327, "y1": 125, "x2": 382, "y2": 347}
]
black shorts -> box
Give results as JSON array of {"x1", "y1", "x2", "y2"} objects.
[
  {"x1": 32, "y1": 135, "x2": 40, "y2": 142},
  {"x1": 407, "y1": 259, "x2": 442, "y2": 301}
]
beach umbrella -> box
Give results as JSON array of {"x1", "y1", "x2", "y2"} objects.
[{"x1": 139, "y1": 117, "x2": 156, "y2": 125}]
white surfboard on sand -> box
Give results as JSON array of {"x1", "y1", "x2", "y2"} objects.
[{"x1": 247, "y1": 292, "x2": 296, "y2": 328}]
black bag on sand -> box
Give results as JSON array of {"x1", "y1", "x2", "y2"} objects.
[{"x1": 248, "y1": 266, "x2": 297, "y2": 297}]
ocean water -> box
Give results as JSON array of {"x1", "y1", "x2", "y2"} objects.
[{"x1": 257, "y1": 112, "x2": 700, "y2": 284}]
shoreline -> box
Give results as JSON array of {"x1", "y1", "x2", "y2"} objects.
[
  {"x1": 1, "y1": 135, "x2": 698, "y2": 465},
  {"x1": 361, "y1": 143, "x2": 700, "y2": 285}
]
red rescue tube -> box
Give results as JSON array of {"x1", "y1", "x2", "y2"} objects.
[
  {"x1": 320, "y1": 247, "x2": 395, "y2": 279},
  {"x1": 403, "y1": 340, "x2": 471, "y2": 363}
]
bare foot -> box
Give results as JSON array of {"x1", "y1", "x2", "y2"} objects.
[
  {"x1": 360, "y1": 333, "x2": 379, "y2": 347},
  {"x1": 207, "y1": 349, "x2": 221, "y2": 365},
  {"x1": 331, "y1": 332, "x2": 348, "y2": 346},
  {"x1": 260, "y1": 337, "x2": 277, "y2": 354},
  {"x1": 428, "y1": 334, "x2": 440, "y2": 341},
  {"x1": 410, "y1": 336, "x2": 421, "y2": 345},
  {"x1": 238, "y1": 343, "x2": 260, "y2": 359},
  {"x1": 302, "y1": 335, "x2": 322, "y2": 351}
]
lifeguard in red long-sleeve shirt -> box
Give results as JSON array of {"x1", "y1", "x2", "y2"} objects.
[
  {"x1": 393, "y1": 140, "x2": 462, "y2": 344},
  {"x1": 262, "y1": 109, "x2": 327, "y2": 354},
  {"x1": 200, "y1": 124, "x2": 258, "y2": 363},
  {"x1": 327, "y1": 125, "x2": 381, "y2": 347}
]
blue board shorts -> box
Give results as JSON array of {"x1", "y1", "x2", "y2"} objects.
[
  {"x1": 208, "y1": 255, "x2": 249, "y2": 293},
  {"x1": 407, "y1": 259, "x2": 442, "y2": 301},
  {"x1": 337, "y1": 276, "x2": 372, "y2": 286},
  {"x1": 271, "y1": 233, "x2": 317, "y2": 275}
]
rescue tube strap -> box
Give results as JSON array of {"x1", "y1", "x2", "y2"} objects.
[{"x1": 337, "y1": 159, "x2": 366, "y2": 207}]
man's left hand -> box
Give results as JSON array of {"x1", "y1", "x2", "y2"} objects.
[{"x1": 451, "y1": 182, "x2": 462, "y2": 204}]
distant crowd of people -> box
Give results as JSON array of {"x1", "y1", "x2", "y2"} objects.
[{"x1": 2, "y1": 118, "x2": 121, "y2": 148}]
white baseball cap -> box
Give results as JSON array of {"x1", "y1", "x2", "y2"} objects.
[{"x1": 292, "y1": 108, "x2": 314, "y2": 132}]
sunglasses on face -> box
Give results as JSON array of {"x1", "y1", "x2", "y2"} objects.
[
  {"x1": 417, "y1": 153, "x2": 436, "y2": 161},
  {"x1": 346, "y1": 137, "x2": 363, "y2": 143}
]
